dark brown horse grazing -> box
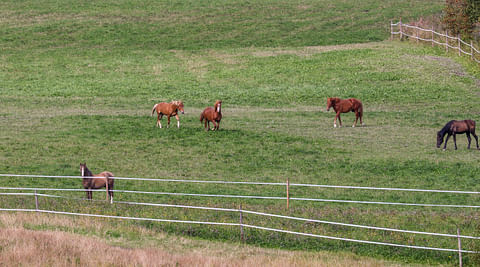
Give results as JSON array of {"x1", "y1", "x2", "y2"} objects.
[
  {"x1": 200, "y1": 100, "x2": 222, "y2": 131},
  {"x1": 151, "y1": 100, "x2": 185, "y2": 128},
  {"x1": 80, "y1": 163, "x2": 114, "y2": 203},
  {"x1": 437, "y1": 120, "x2": 479, "y2": 150},
  {"x1": 326, "y1": 97, "x2": 363, "y2": 128}
]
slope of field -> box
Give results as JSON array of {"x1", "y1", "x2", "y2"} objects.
[{"x1": 2, "y1": 0, "x2": 480, "y2": 266}]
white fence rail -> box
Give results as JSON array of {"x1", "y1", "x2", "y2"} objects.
[
  {"x1": 391, "y1": 20, "x2": 480, "y2": 64},
  {"x1": 1, "y1": 173, "x2": 480, "y2": 209},
  {"x1": 2, "y1": 186, "x2": 480, "y2": 208},
  {"x1": 1, "y1": 173, "x2": 479, "y2": 260}
]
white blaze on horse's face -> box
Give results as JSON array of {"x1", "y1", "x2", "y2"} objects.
[
  {"x1": 217, "y1": 103, "x2": 221, "y2": 113},
  {"x1": 80, "y1": 165, "x2": 84, "y2": 177}
]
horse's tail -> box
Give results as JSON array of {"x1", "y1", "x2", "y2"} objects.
[{"x1": 151, "y1": 104, "x2": 158, "y2": 116}]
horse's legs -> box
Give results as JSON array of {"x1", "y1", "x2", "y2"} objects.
[
  {"x1": 109, "y1": 181, "x2": 114, "y2": 204},
  {"x1": 157, "y1": 114, "x2": 163, "y2": 128},
  {"x1": 216, "y1": 120, "x2": 220, "y2": 130},
  {"x1": 443, "y1": 133, "x2": 452, "y2": 150},
  {"x1": 175, "y1": 114, "x2": 180, "y2": 128},
  {"x1": 211, "y1": 121, "x2": 217, "y2": 131},
  {"x1": 167, "y1": 115, "x2": 171, "y2": 128},
  {"x1": 453, "y1": 133, "x2": 458, "y2": 150},
  {"x1": 337, "y1": 113, "x2": 342, "y2": 127},
  {"x1": 353, "y1": 111, "x2": 359, "y2": 128},
  {"x1": 205, "y1": 120, "x2": 210, "y2": 131},
  {"x1": 466, "y1": 132, "x2": 472, "y2": 149},
  {"x1": 87, "y1": 187, "x2": 92, "y2": 200},
  {"x1": 334, "y1": 112, "x2": 340, "y2": 128}
]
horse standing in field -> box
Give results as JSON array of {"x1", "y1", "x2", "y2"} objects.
[
  {"x1": 80, "y1": 163, "x2": 115, "y2": 203},
  {"x1": 436, "y1": 120, "x2": 479, "y2": 150},
  {"x1": 200, "y1": 100, "x2": 222, "y2": 131},
  {"x1": 326, "y1": 97, "x2": 364, "y2": 128},
  {"x1": 151, "y1": 101, "x2": 185, "y2": 128}
]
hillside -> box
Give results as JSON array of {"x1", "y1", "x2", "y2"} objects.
[{"x1": 2, "y1": 0, "x2": 480, "y2": 266}]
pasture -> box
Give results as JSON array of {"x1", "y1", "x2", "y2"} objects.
[{"x1": 1, "y1": 0, "x2": 480, "y2": 265}]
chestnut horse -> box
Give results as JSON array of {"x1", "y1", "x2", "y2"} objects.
[
  {"x1": 200, "y1": 100, "x2": 222, "y2": 131},
  {"x1": 151, "y1": 101, "x2": 185, "y2": 128},
  {"x1": 326, "y1": 97, "x2": 363, "y2": 128},
  {"x1": 80, "y1": 163, "x2": 114, "y2": 203},
  {"x1": 437, "y1": 120, "x2": 479, "y2": 150}
]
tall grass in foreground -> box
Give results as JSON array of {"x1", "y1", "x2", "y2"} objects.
[{"x1": 0, "y1": 213, "x2": 411, "y2": 267}]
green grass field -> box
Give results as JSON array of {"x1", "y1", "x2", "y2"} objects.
[{"x1": 2, "y1": 0, "x2": 480, "y2": 265}]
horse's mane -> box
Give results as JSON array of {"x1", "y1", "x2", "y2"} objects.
[
  {"x1": 438, "y1": 120, "x2": 455, "y2": 136},
  {"x1": 83, "y1": 166, "x2": 93, "y2": 177}
]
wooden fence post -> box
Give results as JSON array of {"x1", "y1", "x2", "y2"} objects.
[
  {"x1": 399, "y1": 18, "x2": 403, "y2": 41},
  {"x1": 446, "y1": 30, "x2": 449, "y2": 53},
  {"x1": 34, "y1": 189, "x2": 39, "y2": 211},
  {"x1": 390, "y1": 20, "x2": 393, "y2": 40},
  {"x1": 416, "y1": 26, "x2": 419, "y2": 43},
  {"x1": 458, "y1": 34, "x2": 461, "y2": 56},
  {"x1": 286, "y1": 178, "x2": 290, "y2": 210},
  {"x1": 431, "y1": 26, "x2": 434, "y2": 47},
  {"x1": 471, "y1": 40, "x2": 474, "y2": 60},
  {"x1": 457, "y1": 228, "x2": 463, "y2": 267},
  {"x1": 239, "y1": 204, "x2": 244, "y2": 242}
]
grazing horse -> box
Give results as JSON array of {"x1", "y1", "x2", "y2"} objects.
[
  {"x1": 326, "y1": 97, "x2": 363, "y2": 128},
  {"x1": 437, "y1": 120, "x2": 479, "y2": 150},
  {"x1": 151, "y1": 101, "x2": 185, "y2": 128},
  {"x1": 200, "y1": 100, "x2": 222, "y2": 131},
  {"x1": 80, "y1": 163, "x2": 114, "y2": 203}
]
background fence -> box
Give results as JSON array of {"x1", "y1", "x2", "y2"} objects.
[
  {"x1": 391, "y1": 19, "x2": 480, "y2": 64},
  {"x1": 0, "y1": 173, "x2": 479, "y2": 265}
]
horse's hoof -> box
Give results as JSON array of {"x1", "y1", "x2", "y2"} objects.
[
  {"x1": 352, "y1": 125, "x2": 355, "y2": 128},
  {"x1": 334, "y1": 124, "x2": 337, "y2": 128},
  {"x1": 442, "y1": 149, "x2": 446, "y2": 151}
]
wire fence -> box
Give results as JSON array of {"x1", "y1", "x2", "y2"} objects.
[
  {"x1": 390, "y1": 20, "x2": 480, "y2": 64},
  {"x1": 1, "y1": 173, "x2": 479, "y2": 261}
]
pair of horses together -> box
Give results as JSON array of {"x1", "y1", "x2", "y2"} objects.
[
  {"x1": 326, "y1": 97, "x2": 478, "y2": 150},
  {"x1": 151, "y1": 100, "x2": 222, "y2": 131}
]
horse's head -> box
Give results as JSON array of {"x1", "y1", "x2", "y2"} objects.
[
  {"x1": 172, "y1": 100, "x2": 184, "y2": 114},
  {"x1": 80, "y1": 163, "x2": 92, "y2": 177},
  {"x1": 436, "y1": 131, "x2": 444, "y2": 148},
  {"x1": 214, "y1": 100, "x2": 222, "y2": 113},
  {"x1": 326, "y1": 97, "x2": 336, "y2": 111},
  {"x1": 80, "y1": 163, "x2": 87, "y2": 177}
]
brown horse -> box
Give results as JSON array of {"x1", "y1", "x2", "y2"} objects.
[
  {"x1": 151, "y1": 101, "x2": 185, "y2": 128},
  {"x1": 326, "y1": 97, "x2": 363, "y2": 128},
  {"x1": 200, "y1": 100, "x2": 222, "y2": 131},
  {"x1": 437, "y1": 120, "x2": 479, "y2": 150},
  {"x1": 80, "y1": 163, "x2": 114, "y2": 203}
]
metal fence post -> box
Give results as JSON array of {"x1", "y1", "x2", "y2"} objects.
[
  {"x1": 239, "y1": 204, "x2": 244, "y2": 242},
  {"x1": 286, "y1": 178, "x2": 290, "y2": 210},
  {"x1": 457, "y1": 228, "x2": 462, "y2": 267},
  {"x1": 34, "y1": 189, "x2": 39, "y2": 211}
]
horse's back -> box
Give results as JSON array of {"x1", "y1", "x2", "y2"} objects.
[
  {"x1": 99, "y1": 171, "x2": 114, "y2": 178},
  {"x1": 464, "y1": 120, "x2": 476, "y2": 131}
]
